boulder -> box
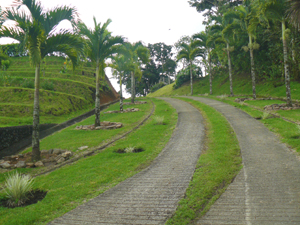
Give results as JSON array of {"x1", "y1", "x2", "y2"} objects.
[
  {"x1": 41, "y1": 150, "x2": 48, "y2": 154},
  {"x1": 78, "y1": 146, "x2": 89, "y2": 150},
  {"x1": 48, "y1": 149, "x2": 54, "y2": 154},
  {"x1": 26, "y1": 162, "x2": 34, "y2": 168},
  {"x1": 15, "y1": 161, "x2": 26, "y2": 168},
  {"x1": 0, "y1": 161, "x2": 11, "y2": 169},
  {"x1": 34, "y1": 161, "x2": 44, "y2": 167},
  {"x1": 61, "y1": 151, "x2": 72, "y2": 158},
  {"x1": 56, "y1": 157, "x2": 65, "y2": 164},
  {"x1": 53, "y1": 149, "x2": 62, "y2": 155}
]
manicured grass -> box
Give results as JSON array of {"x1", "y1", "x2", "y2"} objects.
[
  {"x1": 0, "y1": 98, "x2": 177, "y2": 225},
  {"x1": 244, "y1": 99, "x2": 285, "y2": 108},
  {"x1": 166, "y1": 97, "x2": 242, "y2": 225}
]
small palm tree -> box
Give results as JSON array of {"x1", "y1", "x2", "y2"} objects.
[
  {"x1": 123, "y1": 42, "x2": 149, "y2": 103},
  {"x1": 78, "y1": 18, "x2": 124, "y2": 126},
  {"x1": 111, "y1": 54, "x2": 130, "y2": 111},
  {"x1": 177, "y1": 39, "x2": 203, "y2": 95},
  {"x1": 1, "y1": 0, "x2": 83, "y2": 161}
]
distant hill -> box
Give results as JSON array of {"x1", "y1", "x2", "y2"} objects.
[{"x1": 0, "y1": 56, "x2": 119, "y2": 127}]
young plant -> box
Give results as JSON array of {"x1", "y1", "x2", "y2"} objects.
[
  {"x1": 262, "y1": 111, "x2": 271, "y2": 120},
  {"x1": 124, "y1": 146, "x2": 135, "y2": 153},
  {"x1": 153, "y1": 116, "x2": 165, "y2": 125},
  {"x1": 4, "y1": 172, "x2": 34, "y2": 207},
  {"x1": 220, "y1": 94, "x2": 227, "y2": 100}
]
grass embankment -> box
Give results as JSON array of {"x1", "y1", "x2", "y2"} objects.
[
  {"x1": 0, "y1": 56, "x2": 116, "y2": 127},
  {"x1": 167, "y1": 97, "x2": 242, "y2": 225},
  {"x1": 210, "y1": 96, "x2": 300, "y2": 153},
  {"x1": 0, "y1": 98, "x2": 177, "y2": 225},
  {"x1": 148, "y1": 74, "x2": 300, "y2": 100}
]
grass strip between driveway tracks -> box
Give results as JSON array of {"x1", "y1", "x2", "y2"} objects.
[
  {"x1": 0, "y1": 98, "x2": 177, "y2": 225},
  {"x1": 166, "y1": 97, "x2": 242, "y2": 225}
]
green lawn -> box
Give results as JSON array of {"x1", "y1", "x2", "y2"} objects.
[{"x1": 0, "y1": 98, "x2": 177, "y2": 225}]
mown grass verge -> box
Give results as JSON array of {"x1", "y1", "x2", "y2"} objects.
[
  {"x1": 0, "y1": 98, "x2": 177, "y2": 225},
  {"x1": 208, "y1": 96, "x2": 300, "y2": 154},
  {"x1": 166, "y1": 97, "x2": 242, "y2": 225}
]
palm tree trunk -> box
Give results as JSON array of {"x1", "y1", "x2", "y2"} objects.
[
  {"x1": 32, "y1": 63, "x2": 41, "y2": 162},
  {"x1": 209, "y1": 52, "x2": 212, "y2": 95},
  {"x1": 95, "y1": 64, "x2": 101, "y2": 127},
  {"x1": 227, "y1": 43, "x2": 233, "y2": 96},
  {"x1": 190, "y1": 62, "x2": 193, "y2": 95},
  {"x1": 119, "y1": 74, "x2": 123, "y2": 111},
  {"x1": 249, "y1": 35, "x2": 256, "y2": 99},
  {"x1": 131, "y1": 72, "x2": 135, "y2": 103},
  {"x1": 282, "y1": 21, "x2": 292, "y2": 106}
]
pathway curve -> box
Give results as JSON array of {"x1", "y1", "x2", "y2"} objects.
[
  {"x1": 48, "y1": 98, "x2": 205, "y2": 225},
  {"x1": 186, "y1": 97, "x2": 300, "y2": 225}
]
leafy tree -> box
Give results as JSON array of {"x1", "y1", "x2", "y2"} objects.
[
  {"x1": 78, "y1": 17, "x2": 124, "y2": 125},
  {"x1": 1, "y1": 0, "x2": 83, "y2": 161},
  {"x1": 287, "y1": 0, "x2": 300, "y2": 26},
  {"x1": 177, "y1": 39, "x2": 204, "y2": 95}
]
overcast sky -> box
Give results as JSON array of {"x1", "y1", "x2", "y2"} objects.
[{"x1": 0, "y1": 0, "x2": 205, "y2": 96}]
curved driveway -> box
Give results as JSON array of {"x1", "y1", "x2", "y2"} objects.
[
  {"x1": 49, "y1": 98, "x2": 205, "y2": 225},
  {"x1": 187, "y1": 97, "x2": 300, "y2": 225}
]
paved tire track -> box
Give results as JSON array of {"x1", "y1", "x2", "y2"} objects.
[
  {"x1": 187, "y1": 97, "x2": 300, "y2": 225},
  {"x1": 48, "y1": 98, "x2": 205, "y2": 225}
]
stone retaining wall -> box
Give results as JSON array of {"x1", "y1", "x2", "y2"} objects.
[{"x1": 0, "y1": 99, "x2": 119, "y2": 158}]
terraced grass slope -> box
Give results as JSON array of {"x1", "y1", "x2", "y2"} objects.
[{"x1": 0, "y1": 56, "x2": 119, "y2": 127}]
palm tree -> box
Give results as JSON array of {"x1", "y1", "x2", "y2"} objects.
[
  {"x1": 258, "y1": 0, "x2": 292, "y2": 106},
  {"x1": 78, "y1": 18, "x2": 124, "y2": 126},
  {"x1": 177, "y1": 39, "x2": 203, "y2": 95},
  {"x1": 111, "y1": 54, "x2": 130, "y2": 111},
  {"x1": 123, "y1": 42, "x2": 149, "y2": 103},
  {"x1": 229, "y1": 1, "x2": 260, "y2": 99},
  {"x1": 1, "y1": 0, "x2": 83, "y2": 161},
  {"x1": 193, "y1": 29, "x2": 215, "y2": 95},
  {"x1": 287, "y1": 0, "x2": 300, "y2": 26}
]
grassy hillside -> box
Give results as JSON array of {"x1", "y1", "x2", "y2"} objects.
[
  {"x1": 148, "y1": 73, "x2": 300, "y2": 100},
  {"x1": 0, "y1": 56, "x2": 118, "y2": 127}
]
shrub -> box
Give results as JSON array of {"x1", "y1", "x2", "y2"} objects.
[
  {"x1": 153, "y1": 115, "x2": 165, "y2": 125},
  {"x1": 4, "y1": 172, "x2": 34, "y2": 207},
  {"x1": 42, "y1": 79, "x2": 54, "y2": 91},
  {"x1": 1, "y1": 59, "x2": 11, "y2": 71},
  {"x1": 150, "y1": 82, "x2": 165, "y2": 93},
  {"x1": 262, "y1": 111, "x2": 271, "y2": 120},
  {"x1": 124, "y1": 146, "x2": 135, "y2": 153},
  {"x1": 21, "y1": 78, "x2": 34, "y2": 89},
  {"x1": 173, "y1": 74, "x2": 190, "y2": 89}
]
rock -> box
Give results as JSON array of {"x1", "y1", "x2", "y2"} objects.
[
  {"x1": 56, "y1": 157, "x2": 65, "y2": 164},
  {"x1": 0, "y1": 159, "x2": 4, "y2": 164},
  {"x1": 41, "y1": 150, "x2": 48, "y2": 154},
  {"x1": 18, "y1": 154, "x2": 24, "y2": 158},
  {"x1": 26, "y1": 163, "x2": 34, "y2": 168},
  {"x1": 53, "y1": 149, "x2": 62, "y2": 155},
  {"x1": 61, "y1": 151, "x2": 72, "y2": 158},
  {"x1": 15, "y1": 161, "x2": 26, "y2": 168},
  {"x1": 0, "y1": 161, "x2": 11, "y2": 169},
  {"x1": 34, "y1": 161, "x2": 44, "y2": 167},
  {"x1": 78, "y1": 146, "x2": 88, "y2": 150},
  {"x1": 48, "y1": 149, "x2": 54, "y2": 154},
  {"x1": 102, "y1": 121, "x2": 111, "y2": 126}
]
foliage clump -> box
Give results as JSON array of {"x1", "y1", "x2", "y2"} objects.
[
  {"x1": 150, "y1": 82, "x2": 166, "y2": 93},
  {"x1": 4, "y1": 172, "x2": 34, "y2": 207}
]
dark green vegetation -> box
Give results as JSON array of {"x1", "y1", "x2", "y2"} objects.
[
  {"x1": 0, "y1": 56, "x2": 116, "y2": 127},
  {"x1": 0, "y1": 98, "x2": 177, "y2": 224},
  {"x1": 166, "y1": 97, "x2": 242, "y2": 224}
]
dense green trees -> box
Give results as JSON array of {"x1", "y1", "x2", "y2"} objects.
[
  {"x1": 187, "y1": 0, "x2": 300, "y2": 105},
  {"x1": 0, "y1": 0, "x2": 83, "y2": 161}
]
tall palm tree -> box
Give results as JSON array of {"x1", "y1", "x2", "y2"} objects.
[
  {"x1": 287, "y1": 0, "x2": 300, "y2": 26},
  {"x1": 123, "y1": 42, "x2": 149, "y2": 103},
  {"x1": 193, "y1": 29, "x2": 215, "y2": 95},
  {"x1": 78, "y1": 18, "x2": 124, "y2": 126},
  {"x1": 177, "y1": 39, "x2": 203, "y2": 95},
  {"x1": 1, "y1": 0, "x2": 83, "y2": 161},
  {"x1": 111, "y1": 54, "x2": 130, "y2": 111},
  {"x1": 258, "y1": 0, "x2": 292, "y2": 106},
  {"x1": 229, "y1": 1, "x2": 260, "y2": 99}
]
